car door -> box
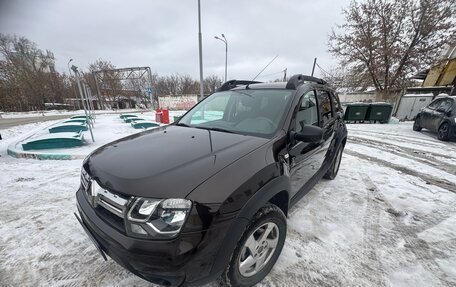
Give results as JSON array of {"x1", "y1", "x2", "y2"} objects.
[
  {"x1": 421, "y1": 99, "x2": 442, "y2": 130},
  {"x1": 430, "y1": 98, "x2": 453, "y2": 130},
  {"x1": 316, "y1": 89, "x2": 337, "y2": 170},
  {"x1": 288, "y1": 89, "x2": 335, "y2": 198},
  {"x1": 288, "y1": 90, "x2": 321, "y2": 198}
]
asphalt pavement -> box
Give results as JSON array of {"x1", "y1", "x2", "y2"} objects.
[{"x1": 0, "y1": 115, "x2": 71, "y2": 129}]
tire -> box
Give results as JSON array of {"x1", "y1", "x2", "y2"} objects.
[
  {"x1": 413, "y1": 116, "x2": 422, "y2": 131},
  {"x1": 220, "y1": 204, "x2": 286, "y2": 287},
  {"x1": 324, "y1": 145, "x2": 344, "y2": 180},
  {"x1": 437, "y1": 122, "x2": 450, "y2": 141}
]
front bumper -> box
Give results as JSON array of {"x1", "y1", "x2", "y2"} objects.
[{"x1": 76, "y1": 188, "x2": 228, "y2": 286}]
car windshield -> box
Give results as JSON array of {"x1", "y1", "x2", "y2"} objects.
[{"x1": 177, "y1": 89, "x2": 293, "y2": 137}]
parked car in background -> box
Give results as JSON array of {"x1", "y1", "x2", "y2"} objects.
[
  {"x1": 75, "y1": 74, "x2": 348, "y2": 287},
  {"x1": 413, "y1": 95, "x2": 456, "y2": 141}
]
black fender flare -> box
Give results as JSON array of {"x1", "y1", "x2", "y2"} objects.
[{"x1": 209, "y1": 176, "x2": 290, "y2": 276}]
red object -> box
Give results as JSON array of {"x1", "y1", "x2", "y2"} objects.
[
  {"x1": 155, "y1": 109, "x2": 170, "y2": 124},
  {"x1": 155, "y1": 109, "x2": 163, "y2": 123},
  {"x1": 162, "y1": 109, "x2": 169, "y2": 124}
]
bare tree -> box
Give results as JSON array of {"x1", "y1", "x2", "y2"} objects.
[
  {"x1": 0, "y1": 34, "x2": 68, "y2": 111},
  {"x1": 328, "y1": 0, "x2": 455, "y2": 99},
  {"x1": 153, "y1": 73, "x2": 200, "y2": 96},
  {"x1": 204, "y1": 75, "x2": 222, "y2": 94}
]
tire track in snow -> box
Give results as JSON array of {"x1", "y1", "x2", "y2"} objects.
[
  {"x1": 359, "y1": 173, "x2": 387, "y2": 286},
  {"x1": 354, "y1": 171, "x2": 456, "y2": 286},
  {"x1": 347, "y1": 137, "x2": 456, "y2": 175},
  {"x1": 348, "y1": 132, "x2": 456, "y2": 160},
  {"x1": 349, "y1": 129, "x2": 456, "y2": 151},
  {"x1": 344, "y1": 149, "x2": 456, "y2": 193}
]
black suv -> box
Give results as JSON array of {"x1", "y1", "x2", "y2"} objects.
[
  {"x1": 75, "y1": 74, "x2": 348, "y2": 286},
  {"x1": 413, "y1": 95, "x2": 456, "y2": 141}
]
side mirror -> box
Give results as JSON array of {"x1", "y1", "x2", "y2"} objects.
[{"x1": 291, "y1": 125, "x2": 323, "y2": 143}]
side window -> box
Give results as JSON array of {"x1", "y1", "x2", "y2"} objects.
[
  {"x1": 427, "y1": 99, "x2": 442, "y2": 110},
  {"x1": 331, "y1": 92, "x2": 342, "y2": 113},
  {"x1": 437, "y1": 99, "x2": 453, "y2": 112},
  {"x1": 317, "y1": 90, "x2": 334, "y2": 126},
  {"x1": 295, "y1": 90, "x2": 318, "y2": 132}
]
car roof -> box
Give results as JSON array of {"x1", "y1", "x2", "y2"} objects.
[
  {"x1": 231, "y1": 82, "x2": 288, "y2": 90},
  {"x1": 435, "y1": 95, "x2": 456, "y2": 101},
  {"x1": 217, "y1": 74, "x2": 329, "y2": 93}
]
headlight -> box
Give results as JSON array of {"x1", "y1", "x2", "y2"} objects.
[{"x1": 127, "y1": 197, "x2": 192, "y2": 238}]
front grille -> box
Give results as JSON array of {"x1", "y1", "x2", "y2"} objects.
[
  {"x1": 80, "y1": 170, "x2": 130, "y2": 234},
  {"x1": 95, "y1": 205, "x2": 126, "y2": 232},
  {"x1": 81, "y1": 168, "x2": 90, "y2": 190}
]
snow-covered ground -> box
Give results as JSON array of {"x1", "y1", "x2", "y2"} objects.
[
  {"x1": 9, "y1": 114, "x2": 161, "y2": 158},
  {"x1": 0, "y1": 121, "x2": 455, "y2": 286},
  {"x1": 0, "y1": 109, "x2": 142, "y2": 119}
]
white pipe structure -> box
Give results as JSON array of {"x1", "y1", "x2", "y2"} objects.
[{"x1": 71, "y1": 65, "x2": 95, "y2": 142}]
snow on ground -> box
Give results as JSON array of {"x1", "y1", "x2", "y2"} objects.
[
  {"x1": 0, "y1": 109, "x2": 143, "y2": 119},
  {"x1": 0, "y1": 120, "x2": 455, "y2": 287},
  {"x1": 7, "y1": 110, "x2": 187, "y2": 158}
]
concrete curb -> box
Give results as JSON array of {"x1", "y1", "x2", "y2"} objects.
[
  {"x1": 7, "y1": 146, "x2": 85, "y2": 160},
  {"x1": 7, "y1": 121, "x2": 86, "y2": 160}
]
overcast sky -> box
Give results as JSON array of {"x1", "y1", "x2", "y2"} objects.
[{"x1": 0, "y1": 0, "x2": 351, "y2": 82}]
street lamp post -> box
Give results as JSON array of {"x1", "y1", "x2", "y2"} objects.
[
  {"x1": 214, "y1": 34, "x2": 228, "y2": 82},
  {"x1": 71, "y1": 65, "x2": 95, "y2": 142},
  {"x1": 197, "y1": 0, "x2": 204, "y2": 101},
  {"x1": 67, "y1": 59, "x2": 79, "y2": 109}
]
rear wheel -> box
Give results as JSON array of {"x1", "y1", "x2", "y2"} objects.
[
  {"x1": 220, "y1": 204, "x2": 286, "y2": 287},
  {"x1": 437, "y1": 122, "x2": 450, "y2": 141},
  {"x1": 324, "y1": 145, "x2": 343, "y2": 180},
  {"x1": 413, "y1": 116, "x2": 422, "y2": 131}
]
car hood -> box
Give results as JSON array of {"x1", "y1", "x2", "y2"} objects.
[{"x1": 84, "y1": 125, "x2": 268, "y2": 199}]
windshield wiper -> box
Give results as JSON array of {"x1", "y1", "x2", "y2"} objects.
[{"x1": 195, "y1": 127, "x2": 235, "y2": 134}]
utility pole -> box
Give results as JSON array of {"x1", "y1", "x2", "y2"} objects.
[
  {"x1": 71, "y1": 65, "x2": 95, "y2": 142},
  {"x1": 197, "y1": 0, "x2": 204, "y2": 101},
  {"x1": 215, "y1": 34, "x2": 228, "y2": 82},
  {"x1": 311, "y1": 57, "x2": 317, "y2": 76},
  {"x1": 283, "y1": 68, "x2": 287, "y2": 81}
]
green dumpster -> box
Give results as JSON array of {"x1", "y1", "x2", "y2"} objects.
[
  {"x1": 49, "y1": 122, "x2": 88, "y2": 133},
  {"x1": 22, "y1": 132, "x2": 84, "y2": 150},
  {"x1": 344, "y1": 103, "x2": 370, "y2": 122},
  {"x1": 366, "y1": 103, "x2": 393, "y2": 123},
  {"x1": 173, "y1": 116, "x2": 181, "y2": 122},
  {"x1": 131, "y1": 120, "x2": 160, "y2": 129}
]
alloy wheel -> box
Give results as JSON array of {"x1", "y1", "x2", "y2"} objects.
[
  {"x1": 438, "y1": 123, "x2": 449, "y2": 140},
  {"x1": 238, "y1": 222, "x2": 279, "y2": 277}
]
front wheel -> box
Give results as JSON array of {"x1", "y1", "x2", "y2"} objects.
[
  {"x1": 220, "y1": 204, "x2": 286, "y2": 287},
  {"x1": 437, "y1": 122, "x2": 450, "y2": 141},
  {"x1": 413, "y1": 116, "x2": 422, "y2": 131}
]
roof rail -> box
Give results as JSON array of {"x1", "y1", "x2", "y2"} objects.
[
  {"x1": 285, "y1": 74, "x2": 327, "y2": 89},
  {"x1": 217, "y1": 80, "x2": 262, "y2": 91}
]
